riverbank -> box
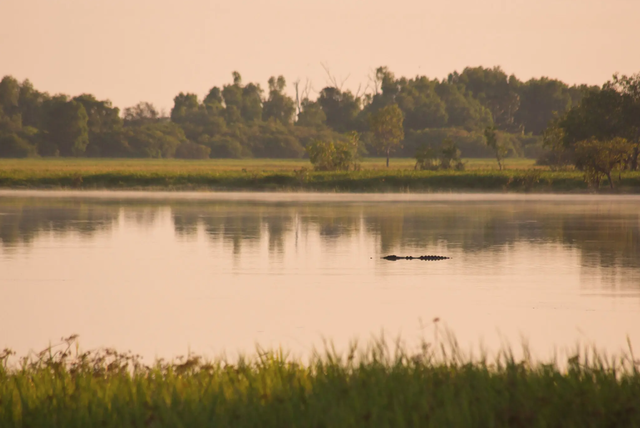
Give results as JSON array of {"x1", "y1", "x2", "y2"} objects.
[
  {"x1": 2, "y1": 339, "x2": 639, "y2": 427},
  {"x1": 2, "y1": 168, "x2": 640, "y2": 193},
  {"x1": 1, "y1": 158, "x2": 639, "y2": 192}
]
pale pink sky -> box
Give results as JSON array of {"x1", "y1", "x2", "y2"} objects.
[{"x1": 1, "y1": 0, "x2": 639, "y2": 112}]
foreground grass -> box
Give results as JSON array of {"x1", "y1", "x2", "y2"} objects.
[
  {"x1": 1, "y1": 338, "x2": 639, "y2": 427},
  {"x1": 1, "y1": 158, "x2": 639, "y2": 192}
]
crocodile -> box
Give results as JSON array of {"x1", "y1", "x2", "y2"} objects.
[{"x1": 382, "y1": 255, "x2": 450, "y2": 261}]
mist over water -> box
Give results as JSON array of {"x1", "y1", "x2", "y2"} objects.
[{"x1": 0, "y1": 191, "x2": 639, "y2": 361}]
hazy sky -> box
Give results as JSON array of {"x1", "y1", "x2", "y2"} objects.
[{"x1": 2, "y1": 0, "x2": 639, "y2": 112}]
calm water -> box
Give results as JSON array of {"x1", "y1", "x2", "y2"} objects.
[{"x1": 1, "y1": 191, "x2": 639, "y2": 360}]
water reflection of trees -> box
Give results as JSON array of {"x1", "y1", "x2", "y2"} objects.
[
  {"x1": 0, "y1": 198, "x2": 119, "y2": 247},
  {"x1": 362, "y1": 203, "x2": 640, "y2": 274},
  {"x1": 170, "y1": 203, "x2": 361, "y2": 255},
  {"x1": 1, "y1": 198, "x2": 638, "y2": 283}
]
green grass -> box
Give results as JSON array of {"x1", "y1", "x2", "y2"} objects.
[
  {"x1": 0, "y1": 158, "x2": 638, "y2": 193},
  {"x1": 2, "y1": 337, "x2": 639, "y2": 427},
  {"x1": 0, "y1": 157, "x2": 537, "y2": 173}
]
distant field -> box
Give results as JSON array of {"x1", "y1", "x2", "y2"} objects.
[
  {"x1": 0, "y1": 157, "x2": 637, "y2": 193},
  {"x1": 0, "y1": 157, "x2": 537, "y2": 173}
]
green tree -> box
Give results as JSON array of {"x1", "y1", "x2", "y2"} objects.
[
  {"x1": 370, "y1": 104, "x2": 404, "y2": 167},
  {"x1": 484, "y1": 126, "x2": 507, "y2": 170},
  {"x1": 574, "y1": 138, "x2": 633, "y2": 189},
  {"x1": 123, "y1": 122, "x2": 186, "y2": 158},
  {"x1": 0, "y1": 133, "x2": 38, "y2": 157},
  {"x1": 263, "y1": 76, "x2": 295, "y2": 124},
  {"x1": 551, "y1": 78, "x2": 640, "y2": 168},
  {"x1": 222, "y1": 72, "x2": 244, "y2": 124},
  {"x1": 171, "y1": 93, "x2": 200, "y2": 124},
  {"x1": 241, "y1": 83, "x2": 263, "y2": 122},
  {"x1": 73, "y1": 94, "x2": 122, "y2": 156},
  {"x1": 203, "y1": 87, "x2": 224, "y2": 112},
  {"x1": 0, "y1": 76, "x2": 21, "y2": 118},
  {"x1": 538, "y1": 119, "x2": 573, "y2": 170},
  {"x1": 608, "y1": 73, "x2": 640, "y2": 169},
  {"x1": 123, "y1": 102, "x2": 161, "y2": 125},
  {"x1": 456, "y1": 66, "x2": 521, "y2": 131},
  {"x1": 43, "y1": 97, "x2": 89, "y2": 156},
  {"x1": 395, "y1": 76, "x2": 448, "y2": 130},
  {"x1": 18, "y1": 79, "x2": 49, "y2": 129},
  {"x1": 435, "y1": 82, "x2": 492, "y2": 131},
  {"x1": 515, "y1": 78, "x2": 572, "y2": 135},
  {"x1": 296, "y1": 99, "x2": 326, "y2": 128},
  {"x1": 317, "y1": 87, "x2": 361, "y2": 133}
]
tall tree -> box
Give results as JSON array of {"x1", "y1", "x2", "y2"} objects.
[
  {"x1": 515, "y1": 78, "x2": 572, "y2": 135},
  {"x1": 457, "y1": 66, "x2": 521, "y2": 131},
  {"x1": 370, "y1": 104, "x2": 404, "y2": 167},
  {"x1": 608, "y1": 73, "x2": 640, "y2": 169},
  {"x1": 222, "y1": 72, "x2": 244, "y2": 124},
  {"x1": 395, "y1": 76, "x2": 448, "y2": 130},
  {"x1": 241, "y1": 83, "x2": 263, "y2": 122},
  {"x1": 171, "y1": 93, "x2": 200, "y2": 123},
  {"x1": 574, "y1": 138, "x2": 633, "y2": 189},
  {"x1": 73, "y1": 94, "x2": 122, "y2": 156},
  {"x1": 484, "y1": 126, "x2": 507, "y2": 170},
  {"x1": 435, "y1": 82, "x2": 492, "y2": 130},
  {"x1": 317, "y1": 87, "x2": 361, "y2": 133},
  {"x1": 0, "y1": 76, "x2": 20, "y2": 118},
  {"x1": 43, "y1": 96, "x2": 89, "y2": 156},
  {"x1": 296, "y1": 99, "x2": 326, "y2": 128},
  {"x1": 263, "y1": 76, "x2": 295, "y2": 124},
  {"x1": 18, "y1": 79, "x2": 49, "y2": 129},
  {"x1": 203, "y1": 87, "x2": 224, "y2": 113}
]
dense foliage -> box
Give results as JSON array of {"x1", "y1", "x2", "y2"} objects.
[
  {"x1": 0, "y1": 66, "x2": 597, "y2": 159},
  {"x1": 541, "y1": 73, "x2": 640, "y2": 172}
]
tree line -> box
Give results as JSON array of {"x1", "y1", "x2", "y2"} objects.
[
  {"x1": 0, "y1": 66, "x2": 633, "y2": 162},
  {"x1": 535, "y1": 73, "x2": 640, "y2": 187}
]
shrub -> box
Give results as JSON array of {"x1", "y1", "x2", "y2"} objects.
[
  {"x1": 414, "y1": 145, "x2": 439, "y2": 170},
  {"x1": 415, "y1": 138, "x2": 465, "y2": 171},
  {"x1": 307, "y1": 133, "x2": 361, "y2": 171}
]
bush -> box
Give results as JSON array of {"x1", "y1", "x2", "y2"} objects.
[
  {"x1": 414, "y1": 145, "x2": 439, "y2": 170},
  {"x1": 415, "y1": 138, "x2": 465, "y2": 171},
  {"x1": 306, "y1": 133, "x2": 361, "y2": 171}
]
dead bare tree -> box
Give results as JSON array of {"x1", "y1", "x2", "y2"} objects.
[
  {"x1": 320, "y1": 62, "x2": 350, "y2": 90},
  {"x1": 293, "y1": 78, "x2": 315, "y2": 119},
  {"x1": 368, "y1": 68, "x2": 382, "y2": 95}
]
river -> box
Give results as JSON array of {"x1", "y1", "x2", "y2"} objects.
[{"x1": 1, "y1": 191, "x2": 639, "y2": 361}]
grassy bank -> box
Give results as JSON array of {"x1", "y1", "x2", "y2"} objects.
[
  {"x1": 2, "y1": 339, "x2": 639, "y2": 427},
  {"x1": 0, "y1": 157, "x2": 538, "y2": 172},
  {"x1": 1, "y1": 158, "x2": 639, "y2": 192}
]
